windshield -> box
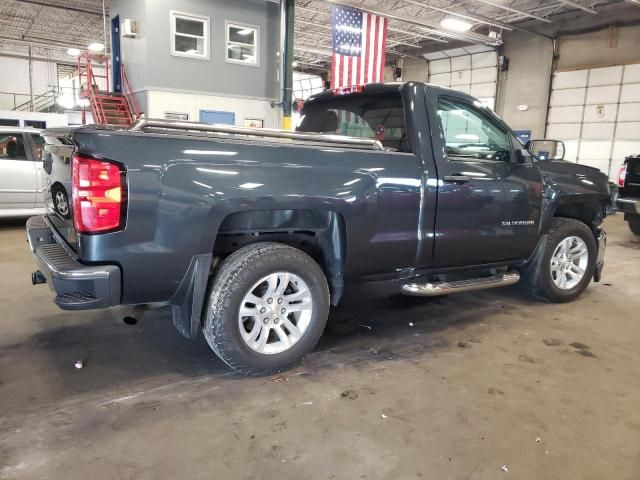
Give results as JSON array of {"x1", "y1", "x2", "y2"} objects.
[{"x1": 297, "y1": 92, "x2": 409, "y2": 152}]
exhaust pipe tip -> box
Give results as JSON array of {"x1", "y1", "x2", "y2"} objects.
[{"x1": 31, "y1": 271, "x2": 47, "y2": 285}]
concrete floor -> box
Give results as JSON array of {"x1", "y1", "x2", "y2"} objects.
[{"x1": 0, "y1": 215, "x2": 639, "y2": 480}]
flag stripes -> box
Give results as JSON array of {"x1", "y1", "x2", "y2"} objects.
[{"x1": 331, "y1": 6, "x2": 388, "y2": 89}]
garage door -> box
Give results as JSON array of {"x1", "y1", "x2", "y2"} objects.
[
  {"x1": 547, "y1": 64, "x2": 640, "y2": 178},
  {"x1": 427, "y1": 49, "x2": 498, "y2": 110}
]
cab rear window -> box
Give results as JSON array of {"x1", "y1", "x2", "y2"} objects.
[{"x1": 297, "y1": 92, "x2": 409, "y2": 152}]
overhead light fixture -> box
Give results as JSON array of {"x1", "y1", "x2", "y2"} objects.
[
  {"x1": 88, "y1": 42, "x2": 104, "y2": 52},
  {"x1": 439, "y1": 16, "x2": 473, "y2": 32},
  {"x1": 67, "y1": 48, "x2": 80, "y2": 56}
]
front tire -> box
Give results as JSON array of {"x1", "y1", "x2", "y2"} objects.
[
  {"x1": 203, "y1": 242, "x2": 330, "y2": 375},
  {"x1": 531, "y1": 218, "x2": 597, "y2": 303}
]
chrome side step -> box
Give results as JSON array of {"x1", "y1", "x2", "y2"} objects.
[{"x1": 401, "y1": 272, "x2": 520, "y2": 297}]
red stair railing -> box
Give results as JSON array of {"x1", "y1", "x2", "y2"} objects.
[
  {"x1": 121, "y1": 64, "x2": 141, "y2": 121},
  {"x1": 78, "y1": 52, "x2": 138, "y2": 126}
]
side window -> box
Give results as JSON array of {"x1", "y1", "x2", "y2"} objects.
[
  {"x1": 30, "y1": 134, "x2": 44, "y2": 161},
  {"x1": 0, "y1": 133, "x2": 28, "y2": 160},
  {"x1": 437, "y1": 97, "x2": 511, "y2": 162},
  {"x1": 226, "y1": 22, "x2": 259, "y2": 66},
  {"x1": 170, "y1": 11, "x2": 210, "y2": 60}
]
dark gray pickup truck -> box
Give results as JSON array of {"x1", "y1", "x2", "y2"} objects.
[
  {"x1": 28, "y1": 82, "x2": 610, "y2": 375},
  {"x1": 616, "y1": 154, "x2": 640, "y2": 235}
]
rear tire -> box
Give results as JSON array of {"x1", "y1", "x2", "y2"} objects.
[
  {"x1": 530, "y1": 218, "x2": 597, "y2": 303},
  {"x1": 628, "y1": 216, "x2": 640, "y2": 235},
  {"x1": 203, "y1": 242, "x2": 329, "y2": 376},
  {"x1": 52, "y1": 184, "x2": 70, "y2": 219}
]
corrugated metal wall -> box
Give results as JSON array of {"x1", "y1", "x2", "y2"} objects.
[
  {"x1": 547, "y1": 64, "x2": 640, "y2": 178},
  {"x1": 428, "y1": 51, "x2": 498, "y2": 110}
]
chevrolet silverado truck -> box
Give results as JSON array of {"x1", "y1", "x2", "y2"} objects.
[
  {"x1": 27, "y1": 82, "x2": 609, "y2": 375},
  {"x1": 616, "y1": 154, "x2": 640, "y2": 235}
]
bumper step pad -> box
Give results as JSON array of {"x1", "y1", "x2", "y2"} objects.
[{"x1": 27, "y1": 216, "x2": 121, "y2": 310}]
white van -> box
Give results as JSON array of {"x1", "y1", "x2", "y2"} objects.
[{"x1": 0, "y1": 126, "x2": 46, "y2": 218}]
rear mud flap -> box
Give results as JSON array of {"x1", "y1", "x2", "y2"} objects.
[{"x1": 170, "y1": 254, "x2": 213, "y2": 339}]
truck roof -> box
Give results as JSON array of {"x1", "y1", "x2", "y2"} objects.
[
  {"x1": 0, "y1": 126, "x2": 41, "y2": 133},
  {"x1": 305, "y1": 81, "x2": 469, "y2": 104},
  {"x1": 307, "y1": 82, "x2": 405, "y2": 102}
]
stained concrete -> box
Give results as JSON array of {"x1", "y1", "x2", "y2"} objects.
[{"x1": 1, "y1": 215, "x2": 639, "y2": 479}]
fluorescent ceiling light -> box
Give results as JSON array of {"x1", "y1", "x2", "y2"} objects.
[
  {"x1": 439, "y1": 17, "x2": 472, "y2": 32},
  {"x1": 238, "y1": 182, "x2": 263, "y2": 189},
  {"x1": 88, "y1": 42, "x2": 104, "y2": 52},
  {"x1": 67, "y1": 48, "x2": 80, "y2": 56},
  {"x1": 237, "y1": 29, "x2": 253, "y2": 35}
]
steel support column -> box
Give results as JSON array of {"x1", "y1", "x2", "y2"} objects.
[{"x1": 280, "y1": 0, "x2": 295, "y2": 130}]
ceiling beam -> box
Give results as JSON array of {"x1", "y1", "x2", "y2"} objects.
[
  {"x1": 0, "y1": 35, "x2": 90, "y2": 52},
  {"x1": 0, "y1": 50, "x2": 73, "y2": 65},
  {"x1": 321, "y1": 0, "x2": 501, "y2": 45},
  {"x1": 12, "y1": 0, "x2": 105, "y2": 17},
  {"x1": 399, "y1": 0, "x2": 514, "y2": 30},
  {"x1": 297, "y1": 4, "x2": 448, "y2": 42},
  {"x1": 555, "y1": 0, "x2": 598, "y2": 14},
  {"x1": 472, "y1": 0, "x2": 553, "y2": 22}
]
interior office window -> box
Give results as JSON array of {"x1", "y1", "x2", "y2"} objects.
[
  {"x1": 0, "y1": 134, "x2": 28, "y2": 160},
  {"x1": 226, "y1": 22, "x2": 259, "y2": 65},
  {"x1": 25, "y1": 120, "x2": 46, "y2": 129},
  {"x1": 171, "y1": 11, "x2": 209, "y2": 59},
  {"x1": 437, "y1": 96, "x2": 511, "y2": 162}
]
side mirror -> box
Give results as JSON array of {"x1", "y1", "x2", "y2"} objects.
[{"x1": 525, "y1": 139, "x2": 565, "y2": 161}]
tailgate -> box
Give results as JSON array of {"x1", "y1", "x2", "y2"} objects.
[
  {"x1": 41, "y1": 128, "x2": 77, "y2": 250},
  {"x1": 621, "y1": 155, "x2": 640, "y2": 198}
]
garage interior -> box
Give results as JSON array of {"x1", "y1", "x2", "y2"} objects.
[{"x1": 1, "y1": 0, "x2": 640, "y2": 479}]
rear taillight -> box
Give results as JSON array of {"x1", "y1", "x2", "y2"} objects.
[
  {"x1": 618, "y1": 164, "x2": 627, "y2": 188},
  {"x1": 72, "y1": 154, "x2": 126, "y2": 233}
]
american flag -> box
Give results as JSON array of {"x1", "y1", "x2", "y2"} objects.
[{"x1": 331, "y1": 5, "x2": 388, "y2": 89}]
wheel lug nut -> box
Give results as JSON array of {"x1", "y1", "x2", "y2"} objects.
[
  {"x1": 274, "y1": 318, "x2": 280, "y2": 324},
  {"x1": 263, "y1": 318, "x2": 269, "y2": 324},
  {"x1": 281, "y1": 308, "x2": 286, "y2": 314},
  {"x1": 260, "y1": 307, "x2": 266, "y2": 314},
  {"x1": 277, "y1": 298, "x2": 283, "y2": 304},
  {"x1": 267, "y1": 298, "x2": 273, "y2": 304}
]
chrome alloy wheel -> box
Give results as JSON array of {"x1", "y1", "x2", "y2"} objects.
[
  {"x1": 238, "y1": 272, "x2": 312, "y2": 355},
  {"x1": 55, "y1": 190, "x2": 69, "y2": 216},
  {"x1": 550, "y1": 236, "x2": 589, "y2": 290}
]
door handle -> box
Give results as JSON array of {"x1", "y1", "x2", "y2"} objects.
[{"x1": 443, "y1": 175, "x2": 471, "y2": 183}]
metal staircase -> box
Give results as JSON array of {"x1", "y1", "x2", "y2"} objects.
[{"x1": 77, "y1": 52, "x2": 140, "y2": 126}]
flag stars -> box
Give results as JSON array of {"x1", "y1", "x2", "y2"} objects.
[{"x1": 333, "y1": 5, "x2": 363, "y2": 57}]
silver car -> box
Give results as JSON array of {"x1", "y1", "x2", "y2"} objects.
[{"x1": 0, "y1": 127, "x2": 47, "y2": 218}]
